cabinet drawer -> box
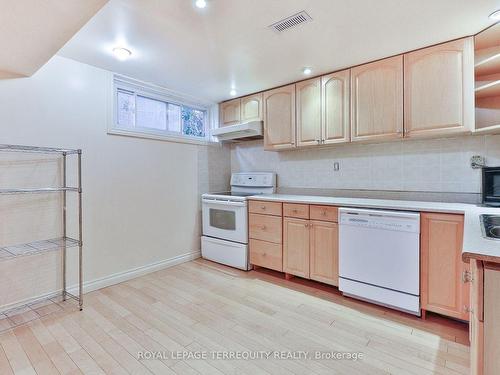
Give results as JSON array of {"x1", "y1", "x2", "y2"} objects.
[
  {"x1": 249, "y1": 200, "x2": 282, "y2": 216},
  {"x1": 249, "y1": 239, "x2": 282, "y2": 272},
  {"x1": 283, "y1": 203, "x2": 309, "y2": 219},
  {"x1": 249, "y1": 213, "x2": 282, "y2": 243},
  {"x1": 310, "y1": 205, "x2": 338, "y2": 222}
]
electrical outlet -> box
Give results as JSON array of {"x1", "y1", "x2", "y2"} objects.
[
  {"x1": 470, "y1": 155, "x2": 485, "y2": 169},
  {"x1": 333, "y1": 162, "x2": 340, "y2": 171}
]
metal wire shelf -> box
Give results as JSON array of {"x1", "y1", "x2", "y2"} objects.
[
  {"x1": 0, "y1": 144, "x2": 83, "y2": 333},
  {"x1": 0, "y1": 237, "x2": 80, "y2": 261},
  {"x1": 0, "y1": 292, "x2": 79, "y2": 334},
  {"x1": 0, "y1": 144, "x2": 80, "y2": 154},
  {"x1": 0, "y1": 187, "x2": 79, "y2": 195}
]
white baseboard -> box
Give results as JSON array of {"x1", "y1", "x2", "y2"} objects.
[
  {"x1": 68, "y1": 250, "x2": 201, "y2": 295},
  {"x1": 1, "y1": 250, "x2": 200, "y2": 314}
]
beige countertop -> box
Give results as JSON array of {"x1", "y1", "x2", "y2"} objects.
[{"x1": 249, "y1": 194, "x2": 500, "y2": 263}]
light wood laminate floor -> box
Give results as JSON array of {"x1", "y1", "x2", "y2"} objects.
[{"x1": 0, "y1": 259, "x2": 470, "y2": 374}]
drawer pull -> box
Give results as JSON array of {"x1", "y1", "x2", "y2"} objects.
[
  {"x1": 293, "y1": 209, "x2": 298, "y2": 213},
  {"x1": 321, "y1": 210, "x2": 327, "y2": 216},
  {"x1": 261, "y1": 225, "x2": 267, "y2": 230},
  {"x1": 261, "y1": 206, "x2": 266, "y2": 210}
]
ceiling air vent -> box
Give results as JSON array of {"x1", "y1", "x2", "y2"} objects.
[{"x1": 269, "y1": 11, "x2": 312, "y2": 33}]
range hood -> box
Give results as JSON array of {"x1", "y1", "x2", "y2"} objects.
[{"x1": 211, "y1": 121, "x2": 263, "y2": 142}]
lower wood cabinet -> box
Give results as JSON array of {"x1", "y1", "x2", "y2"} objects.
[
  {"x1": 249, "y1": 239, "x2": 282, "y2": 272},
  {"x1": 483, "y1": 264, "x2": 500, "y2": 375},
  {"x1": 469, "y1": 261, "x2": 500, "y2": 375},
  {"x1": 249, "y1": 213, "x2": 282, "y2": 244},
  {"x1": 283, "y1": 213, "x2": 339, "y2": 286},
  {"x1": 420, "y1": 212, "x2": 469, "y2": 321},
  {"x1": 249, "y1": 201, "x2": 283, "y2": 271},
  {"x1": 283, "y1": 217, "x2": 310, "y2": 278},
  {"x1": 310, "y1": 220, "x2": 339, "y2": 286},
  {"x1": 470, "y1": 259, "x2": 484, "y2": 375}
]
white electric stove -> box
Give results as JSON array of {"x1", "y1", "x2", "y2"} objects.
[{"x1": 201, "y1": 172, "x2": 276, "y2": 270}]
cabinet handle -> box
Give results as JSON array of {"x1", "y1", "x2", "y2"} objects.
[
  {"x1": 293, "y1": 209, "x2": 298, "y2": 213},
  {"x1": 321, "y1": 210, "x2": 327, "y2": 216},
  {"x1": 463, "y1": 305, "x2": 473, "y2": 313},
  {"x1": 261, "y1": 206, "x2": 266, "y2": 210},
  {"x1": 462, "y1": 270, "x2": 473, "y2": 283},
  {"x1": 261, "y1": 225, "x2": 267, "y2": 230}
]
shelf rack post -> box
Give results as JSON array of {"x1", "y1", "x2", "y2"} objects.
[
  {"x1": 62, "y1": 152, "x2": 67, "y2": 301},
  {"x1": 78, "y1": 149, "x2": 83, "y2": 311}
]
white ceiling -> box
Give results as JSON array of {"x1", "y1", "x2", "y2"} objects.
[
  {"x1": 0, "y1": 0, "x2": 108, "y2": 79},
  {"x1": 59, "y1": 0, "x2": 498, "y2": 103}
]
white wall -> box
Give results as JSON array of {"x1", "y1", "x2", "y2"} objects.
[
  {"x1": 0, "y1": 56, "x2": 230, "y2": 307},
  {"x1": 231, "y1": 135, "x2": 500, "y2": 197}
]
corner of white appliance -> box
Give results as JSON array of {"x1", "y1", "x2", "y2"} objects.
[{"x1": 201, "y1": 236, "x2": 250, "y2": 271}]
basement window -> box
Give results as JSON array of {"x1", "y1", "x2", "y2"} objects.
[{"x1": 110, "y1": 75, "x2": 212, "y2": 144}]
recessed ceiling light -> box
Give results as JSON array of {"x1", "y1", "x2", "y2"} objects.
[
  {"x1": 489, "y1": 10, "x2": 500, "y2": 20},
  {"x1": 303, "y1": 67, "x2": 312, "y2": 75},
  {"x1": 112, "y1": 47, "x2": 132, "y2": 61},
  {"x1": 229, "y1": 89, "x2": 237, "y2": 96},
  {"x1": 195, "y1": 0, "x2": 207, "y2": 8}
]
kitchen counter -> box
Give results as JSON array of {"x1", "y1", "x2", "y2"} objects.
[{"x1": 249, "y1": 194, "x2": 500, "y2": 263}]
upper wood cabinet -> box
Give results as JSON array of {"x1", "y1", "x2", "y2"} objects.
[
  {"x1": 220, "y1": 94, "x2": 263, "y2": 127},
  {"x1": 220, "y1": 98, "x2": 241, "y2": 126},
  {"x1": 296, "y1": 72, "x2": 350, "y2": 148},
  {"x1": 263, "y1": 84, "x2": 296, "y2": 150},
  {"x1": 296, "y1": 78, "x2": 322, "y2": 147},
  {"x1": 421, "y1": 212, "x2": 469, "y2": 321},
  {"x1": 310, "y1": 220, "x2": 338, "y2": 286},
  {"x1": 351, "y1": 56, "x2": 404, "y2": 142},
  {"x1": 241, "y1": 93, "x2": 263, "y2": 123},
  {"x1": 404, "y1": 37, "x2": 474, "y2": 138},
  {"x1": 322, "y1": 69, "x2": 350, "y2": 144},
  {"x1": 283, "y1": 217, "x2": 310, "y2": 278}
]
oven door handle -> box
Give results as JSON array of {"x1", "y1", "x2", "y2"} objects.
[{"x1": 202, "y1": 198, "x2": 247, "y2": 207}]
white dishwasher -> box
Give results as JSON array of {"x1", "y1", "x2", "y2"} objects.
[{"x1": 339, "y1": 207, "x2": 421, "y2": 315}]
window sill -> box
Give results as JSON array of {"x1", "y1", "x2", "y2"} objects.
[{"x1": 107, "y1": 128, "x2": 219, "y2": 146}]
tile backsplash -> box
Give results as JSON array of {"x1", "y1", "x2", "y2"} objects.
[{"x1": 231, "y1": 135, "x2": 500, "y2": 196}]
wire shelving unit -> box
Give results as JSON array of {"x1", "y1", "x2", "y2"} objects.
[{"x1": 0, "y1": 144, "x2": 83, "y2": 331}]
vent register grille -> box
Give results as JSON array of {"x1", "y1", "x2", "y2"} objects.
[{"x1": 269, "y1": 11, "x2": 312, "y2": 33}]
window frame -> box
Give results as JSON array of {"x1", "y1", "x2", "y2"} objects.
[{"x1": 108, "y1": 74, "x2": 217, "y2": 145}]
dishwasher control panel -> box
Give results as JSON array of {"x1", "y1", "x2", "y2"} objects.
[{"x1": 339, "y1": 208, "x2": 420, "y2": 233}]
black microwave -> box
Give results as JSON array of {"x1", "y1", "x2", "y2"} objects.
[{"x1": 482, "y1": 167, "x2": 500, "y2": 206}]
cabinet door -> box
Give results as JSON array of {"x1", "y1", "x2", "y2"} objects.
[
  {"x1": 283, "y1": 217, "x2": 309, "y2": 278},
  {"x1": 404, "y1": 37, "x2": 474, "y2": 138},
  {"x1": 296, "y1": 78, "x2": 322, "y2": 147},
  {"x1": 421, "y1": 213, "x2": 469, "y2": 321},
  {"x1": 322, "y1": 70, "x2": 350, "y2": 144},
  {"x1": 351, "y1": 56, "x2": 403, "y2": 142},
  {"x1": 220, "y1": 98, "x2": 241, "y2": 126},
  {"x1": 263, "y1": 84, "x2": 296, "y2": 150},
  {"x1": 484, "y1": 266, "x2": 500, "y2": 375},
  {"x1": 470, "y1": 259, "x2": 484, "y2": 375},
  {"x1": 241, "y1": 93, "x2": 263, "y2": 122},
  {"x1": 310, "y1": 221, "x2": 338, "y2": 286}
]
